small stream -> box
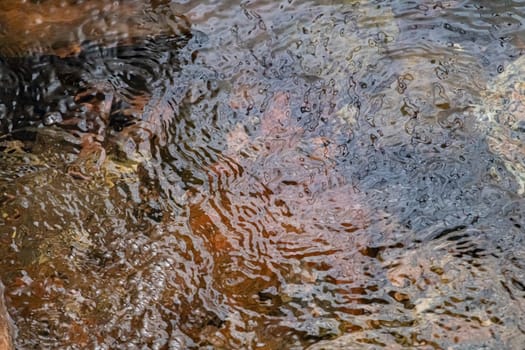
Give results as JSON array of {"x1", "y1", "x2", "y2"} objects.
[{"x1": 1, "y1": 1, "x2": 525, "y2": 349}]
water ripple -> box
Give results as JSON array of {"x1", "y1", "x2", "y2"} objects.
[{"x1": 2, "y1": 0, "x2": 525, "y2": 349}]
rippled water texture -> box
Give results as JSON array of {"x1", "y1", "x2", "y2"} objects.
[{"x1": 1, "y1": 0, "x2": 525, "y2": 348}]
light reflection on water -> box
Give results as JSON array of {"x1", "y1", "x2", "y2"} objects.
[{"x1": 1, "y1": 0, "x2": 525, "y2": 349}]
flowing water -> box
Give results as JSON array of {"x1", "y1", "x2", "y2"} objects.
[{"x1": 1, "y1": 0, "x2": 525, "y2": 349}]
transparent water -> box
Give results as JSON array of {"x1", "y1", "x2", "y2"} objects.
[{"x1": 0, "y1": 0, "x2": 524, "y2": 348}]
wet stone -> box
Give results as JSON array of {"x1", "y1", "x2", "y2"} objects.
[
  {"x1": 43, "y1": 111, "x2": 63, "y2": 126},
  {"x1": 0, "y1": 12, "x2": 191, "y2": 179},
  {"x1": 0, "y1": 281, "x2": 14, "y2": 350}
]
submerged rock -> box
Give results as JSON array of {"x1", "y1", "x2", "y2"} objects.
[
  {"x1": 477, "y1": 55, "x2": 525, "y2": 194},
  {"x1": 0, "y1": 5, "x2": 191, "y2": 179},
  {"x1": 0, "y1": 281, "x2": 14, "y2": 350},
  {"x1": 0, "y1": 0, "x2": 187, "y2": 57}
]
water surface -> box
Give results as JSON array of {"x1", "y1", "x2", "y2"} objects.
[{"x1": 1, "y1": 0, "x2": 525, "y2": 349}]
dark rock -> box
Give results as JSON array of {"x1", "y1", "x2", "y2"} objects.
[{"x1": 0, "y1": 7, "x2": 191, "y2": 177}]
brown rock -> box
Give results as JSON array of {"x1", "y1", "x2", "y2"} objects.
[
  {"x1": 0, "y1": 0, "x2": 188, "y2": 57},
  {"x1": 0, "y1": 281, "x2": 14, "y2": 350}
]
